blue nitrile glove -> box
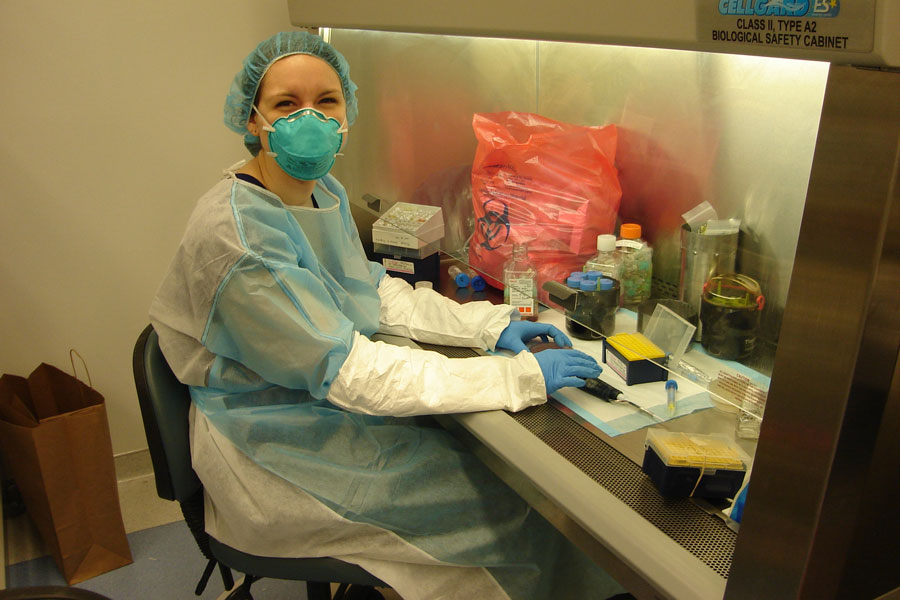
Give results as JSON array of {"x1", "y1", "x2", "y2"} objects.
[
  {"x1": 496, "y1": 321, "x2": 573, "y2": 354},
  {"x1": 534, "y1": 349, "x2": 602, "y2": 395}
]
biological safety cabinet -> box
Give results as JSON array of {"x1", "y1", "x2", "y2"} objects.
[{"x1": 289, "y1": 2, "x2": 900, "y2": 598}]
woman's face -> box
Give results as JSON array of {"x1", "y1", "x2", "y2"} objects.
[{"x1": 250, "y1": 53, "x2": 347, "y2": 145}]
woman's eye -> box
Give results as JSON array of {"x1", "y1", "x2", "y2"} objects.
[{"x1": 319, "y1": 97, "x2": 337, "y2": 104}]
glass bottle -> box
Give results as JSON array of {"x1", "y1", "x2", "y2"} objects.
[
  {"x1": 584, "y1": 234, "x2": 623, "y2": 283},
  {"x1": 616, "y1": 223, "x2": 653, "y2": 308},
  {"x1": 503, "y1": 243, "x2": 538, "y2": 321}
]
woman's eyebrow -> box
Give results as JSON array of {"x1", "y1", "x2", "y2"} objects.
[
  {"x1": 263, "y1": 89, "x2": 297, "y2": 100},
  {"x1": 265, "y1": 86, "x2": 341, "y2": 98},
  {"x1": 275, "y1": 86, "x2": 302, "y2": 95}
]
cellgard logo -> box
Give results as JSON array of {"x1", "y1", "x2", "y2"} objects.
[{"x1": 719, "y1": 0, "x2": 840, "y2": 17}]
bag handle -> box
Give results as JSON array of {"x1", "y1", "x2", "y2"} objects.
[{"x1": 69, "y1": 348, "x2": 93, "y2": 388}]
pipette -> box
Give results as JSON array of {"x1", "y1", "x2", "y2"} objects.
[{"x1": 580, "y1": 378, "x2": 664, "y2": 422}]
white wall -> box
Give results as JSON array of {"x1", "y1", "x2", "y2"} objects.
[{"x1": 0, "y1": 1, "x2": 293, "y2": 454}]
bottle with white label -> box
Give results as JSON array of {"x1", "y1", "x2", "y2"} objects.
[
  {"x1": 503, "y1": 243, "x2": 538, "y2": 321},
  {"x1": 616, "y1": 223, "x2": 653, "y2": 308}
]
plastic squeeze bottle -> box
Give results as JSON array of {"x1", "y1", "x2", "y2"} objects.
[
  {"x1": 616, "y1": 223, "x2": 653, "y2": 308},
  {"x1": 503, "y1": 243, "x2": 538, "y2": 321},
  {"x1": 584, "y1": 234, "x2": 623, "y2": 283}
]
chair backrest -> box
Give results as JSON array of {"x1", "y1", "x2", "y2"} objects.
[{"x1": 132, "y1": 324, "x2": 202, "y2": 503}]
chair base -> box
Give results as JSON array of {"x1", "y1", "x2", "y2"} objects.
[
  {"x1": 0, "y1": 587, "x2": 112, "y2": 600},
  {"x1": 217, "y1": 575, "x2": 386, "y2": 600},
  {"x1": 209, "y1": 537, "x2": 386, "y2": 589}
]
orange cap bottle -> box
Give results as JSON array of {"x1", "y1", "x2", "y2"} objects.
[{"x1": 620, "y1": 223, "x2": 642, "y2": 239}]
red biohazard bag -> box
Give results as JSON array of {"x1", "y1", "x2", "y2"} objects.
[{"x1": 469, "y1": 111, "x2": 621, "y2": 304}]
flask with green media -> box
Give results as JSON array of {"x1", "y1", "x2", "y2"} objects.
[{"x1": 616, "y1": 223, "x2": 653, "y2": 308}]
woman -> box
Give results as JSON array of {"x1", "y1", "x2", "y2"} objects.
[{"x1": 151, "y1": 30, "x2": 626, "y2": 599}]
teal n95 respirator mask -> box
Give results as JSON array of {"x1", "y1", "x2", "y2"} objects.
[{"x1": 253, "y1": 106, "x2": 347, "y2": 181}]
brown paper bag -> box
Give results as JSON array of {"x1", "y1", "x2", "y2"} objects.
[{"x1": 0, "y1": 359, "x2": 133, "y2": 584}]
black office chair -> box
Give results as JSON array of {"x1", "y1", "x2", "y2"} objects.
[{"x1": 132, "y1": 324, "x2": 387, "y2": 600}]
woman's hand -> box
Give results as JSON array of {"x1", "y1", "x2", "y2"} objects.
[
  {"x1": 496, "y1": 321, "x2": 573, "y2": 354},
  {"x1": 535, "y1": 349, "x2": 601, "y2": 394}
]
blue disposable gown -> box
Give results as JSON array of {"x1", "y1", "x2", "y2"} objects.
[{"x1": 150, "y1": 172, "x2": 624, "y2": 600}]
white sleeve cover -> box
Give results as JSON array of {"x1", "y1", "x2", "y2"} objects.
[
  {"x1": 327, "y1": 333, "x2": 548, "y2": 416},
  {"x1": 376, "y1": 274, "x2": 514, "y2": 350}
]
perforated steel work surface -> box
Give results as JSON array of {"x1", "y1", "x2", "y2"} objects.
[
  {"x1": 415, "y1": 342, "x2": 483, "y2": 359},
  {"x1": 418, "y1": 342, "x2": 736, "y2": 579},
  {"x1": 510, "y1": 404, "x2": 736, "y2": 578}
]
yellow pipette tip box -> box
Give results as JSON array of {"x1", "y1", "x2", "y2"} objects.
[
  {"x1": 602, "y1": 333, "x2": 668, "y2": 385},
  {"x1": 642, "y1": 430, "x2": 747, "y2": 498}
]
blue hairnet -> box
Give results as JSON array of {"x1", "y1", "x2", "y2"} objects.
[{"x1": 224, "y1": 31, "x2": 359, "y2": 155}]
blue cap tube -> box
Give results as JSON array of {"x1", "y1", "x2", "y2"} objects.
[
  {"x1": 666, "y1": 379, "x2": 678, "y2": 416},
  {"x1": 448, "y1": 265, "x2": 472, "y2": 288}
]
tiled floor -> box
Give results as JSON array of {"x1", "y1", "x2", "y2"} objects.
[
  {"x1": 3, "y1": 450, "x2": 402, "y2": 599},
  {"x1": 3, "y1": 450, "x2": 183, "y2": 567}
]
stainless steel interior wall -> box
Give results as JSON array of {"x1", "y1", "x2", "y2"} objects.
[
  {"x1": 331, "y1": 30, "x2": 538, "y2": 255},
  {"x1": 726, "y1": 63, "x2": 900, "y2": 600},
  {"x1": 330, "y1": 29, "x2": 829, "y2": 341}
]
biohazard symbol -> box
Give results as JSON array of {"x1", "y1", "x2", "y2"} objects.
[{"x1": 477, "y1": 198, "x2": 510, "y2": 250}]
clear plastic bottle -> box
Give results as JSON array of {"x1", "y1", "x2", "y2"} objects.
[
  {"x1": 616, "y1": 223, "x2": 653, "y2": 308},
  {"x1": 503, "y1": 243, "x2": 538, "y2": 321},
  {"x1": 448, "y1": 264, "x2": 487, "y2": 291},
  {"x1": 448, "y1": 265, "x2": 475, "y2": 287},
  {"x1": 584, "y1": 234, "x2": 623, "y2": 283}
]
